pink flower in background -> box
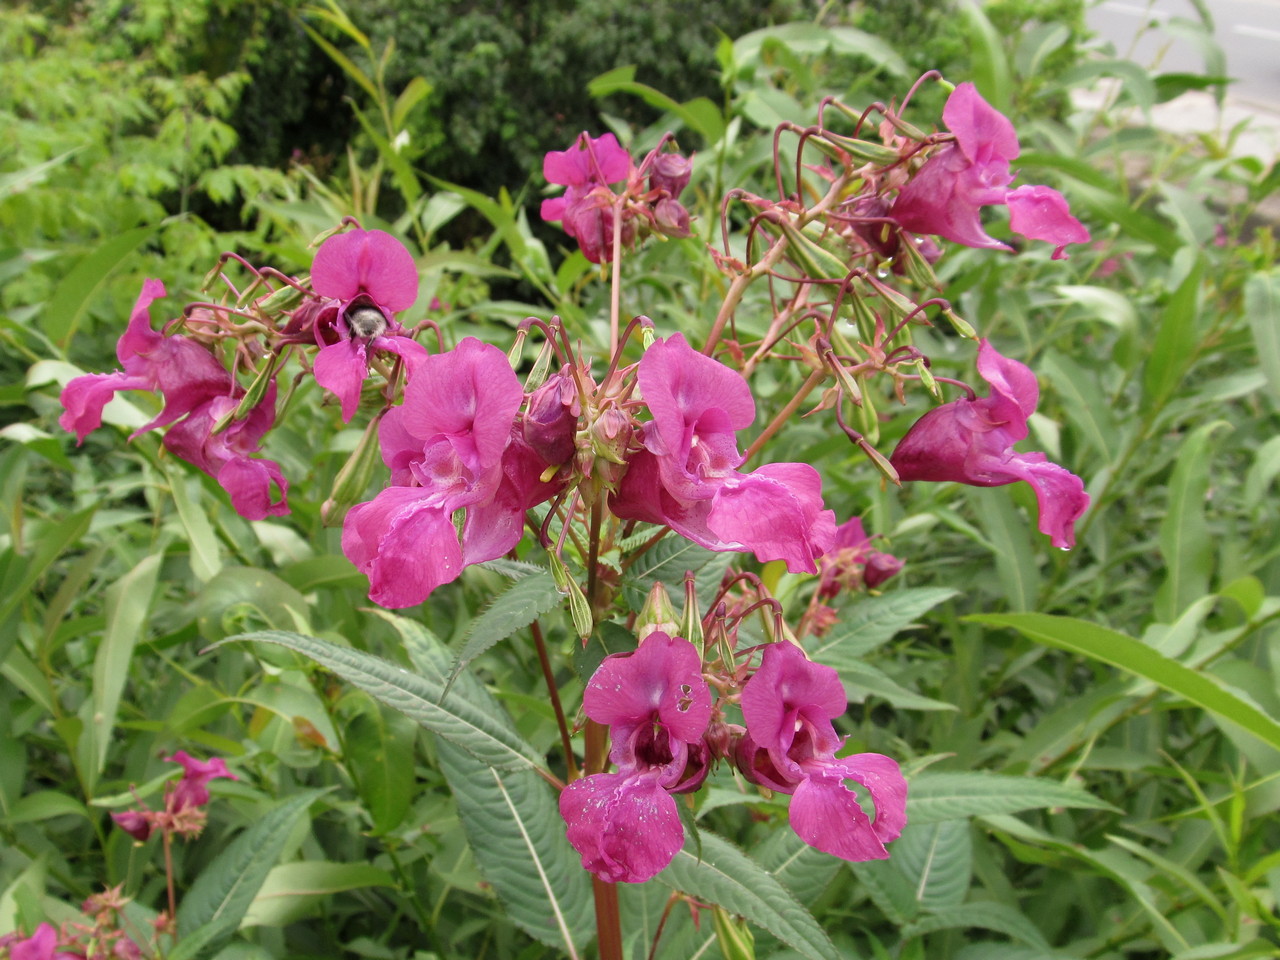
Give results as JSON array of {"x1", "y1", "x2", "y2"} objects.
[
  {"x1": 541, "y1": 132, "x2": 633, "y2": 263},
  {"x1": 59, "y1": 280, "x2": 228, "y2": 442},
  {"x1": 889, "y1": 339, "x2": 1090, "y2": 548},
  {"x1": 612, "y1": 333, "x2": 836, "y2": 573},
  {"x1": 342, "y1": 338, "x2": 561, "y2": 608},
  {"x1": 7, "y1": 923, "x2": 80, "y2": 960},
  {"x1": 309, "y1": 229, "x2": 427, "y2": 421},
  {"x1": 737, "y1": 641, "x2": 907, "y2": 861},
  {"x1": 110, "y1": 810, "x2": 153, "y2": 842},
  {"x1": 559, "y1": 631, "x2": 711, "y2": 883},
  {"x1": 58, "y1": 281, "x2": 289, "y2": 520},
  {"x1": 167, "y1": 751, "x2": 237, "y2": 812},
  {"x1": 817, "y1": 517, "x2": 903, "y2": 598},
  {"x1": 891, "y1": 83, "x2": 1090, "y2": 259}
]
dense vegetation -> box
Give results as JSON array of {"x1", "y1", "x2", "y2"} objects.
[{"x1": 2, "y1": 2, "x2": 1278, "y2": 959}]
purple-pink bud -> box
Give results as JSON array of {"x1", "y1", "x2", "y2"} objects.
[{"x1": 649, "y1": 152, "x2": 692, "y2": 199}]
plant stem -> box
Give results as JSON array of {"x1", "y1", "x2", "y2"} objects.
[
  {"x1": 531, "y1": 619, "x2": 578, "y2": 782},
  {"x1": 743, "y1": 368, "x2": 826, "y2": 462},
  {"x1": 585, "y1": 718, "x2": 623, "y2": 959}
]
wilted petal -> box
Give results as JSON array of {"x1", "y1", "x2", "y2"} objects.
[{"x1": 559, "y1": 772, "x2": 684, "y2": 883}]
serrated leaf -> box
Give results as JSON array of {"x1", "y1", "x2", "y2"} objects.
[
  {"x1": 907, "y1": 771, "x2": 1117, "y2": 825},
  {"x1": 755, "y1": 829, "x2": 843, "y2": 904},
  {"x1": 660, "y1": 831, "x2": 843, "y2": 960},
  {"x1": 893, "y1": 819, "x2": 971, "y2": 909},
  {"x1": 446, "y1": 570, "x2": 561, "y2": 691},
  {"x1": 437, "y1": 741, "x2": 591, "y2": 954},
  {"x1": 220, "y1": 631, "x2": 542, "y2": 770},
  {"x1": 172, "y1": 790, "x2": 324, "y2": 959},
  {"x1": 899, "y1": 900, "x2": 1051, "y2": 950},
  {"x1": 811, "y1": 588, "x2": 957, "y2": 663},
  {"x1": 622, "y1": 535, "x2": 731, "y2": 613},
  {"x1": 972, "y1": 614, "x2": 1280, "y2": 752}
]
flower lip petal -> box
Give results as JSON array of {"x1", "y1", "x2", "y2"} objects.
[{"x1": 311, "y1": 229, "x2": 419, "y2": 312}]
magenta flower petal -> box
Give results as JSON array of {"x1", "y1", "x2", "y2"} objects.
[
  {"x1": 111, "y1": 809, "x2": 154, "y2": 842},
  {"x1": 1006, "y1": 184, "x2": 1092, "y2": 260},
  {"x1": 891, "y1": 144, "x2": 1011, "y2": 252},
  {"x1": 217, "y1": 457, "x2": 290, "y2": 522},
  {"x1": 560, "y1": 772, "x2": 684, "y2": 884},
  {"x1": 833, "y1": 752, "x2": 909, "y2": 844},
  {"x1": 10, "y1": 923, "x2": 60, "y2": 960},
  {"x1": 167, "y1": 751, "x2": 236, "y2": 812},
  {"x1": 116, "y1": 278, "x2": 168, "y2": 362},
  {"x1": 342, "y1": 486, "x2": 466, "y2": 608},
  {"x1": 58, "y1": 371, "x2": 151, "y2": 443},
  {"x1": 639, "y1": 332, "x2": 755, "y2": 459},
  {"x1": 790, "y1": 774, "x2": 890, "y2": 861},
  {"x1": 584, "y1": 631, "x2": 711, "y2": 747},
  {"x1": 944, "y1": 82, "x2": 1020, "y2": 166},
  {"x1": 312, "y1": 229, "x2": 419, "y2": 312},
  {"x1": 313, "y1": 339, "x2": 370, "y2": 422},
  {"x1": 891, "y1": 339, "x2": 1089, "y2": 546},
  {"x1": 740, "y1": 641, "x2": 845, "y2": 768},
  {"x1": 543, "y1": 132, "x2": 631, "y2": 187}
]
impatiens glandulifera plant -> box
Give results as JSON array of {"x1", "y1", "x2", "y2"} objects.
[{"x1": 53, "y1": 73, "x2": 1098, "y2": 958}]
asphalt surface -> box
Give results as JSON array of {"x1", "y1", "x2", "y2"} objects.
[{"x1": 1082, "y1": 0, "x2": 1280, "y2": 161}]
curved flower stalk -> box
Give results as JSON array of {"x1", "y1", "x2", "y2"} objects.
[
  {"x1": 341, "y1": 338, "x2": 564, "y2": 608},
  {"x1": 559, "y1": 631, "x2": 712, "y2": 883},
  {"x1": 306, "y1": 228, "x2": 427, "y2": 421},
  {"x1": 611, "y1": 333, "x2": 836, "y2": 573},
  {"x1": 58, "y1": 280, "x2": 288, "y2": 520},
  {"x1": 889, "y1": 339, "x2": 1090, "y2": 548},
  {"x1": 736, "y1": 641, "x2": 907, "y2": 861},
  {"x1": 891, "y1": 82, "x2": 1090, "y2": 259}
]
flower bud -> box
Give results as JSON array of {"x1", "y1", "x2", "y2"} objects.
[
  {"x1": 111, "y1": 810, "x2": 153, "y2": 842},
  {"x1": 864, "y1": 551, "x2": 903, "y2": 588},
  {"x1": 654, "y1": 198, "x2": 691, "y2": 239},
  {"x1": 321, "y1": 411, "x2": 385, "y2": 526},
  {"x1": 636, "y1": 582, "x2": 679, "y2": 640},
  {"x1": 522, "y1": 372, "x2": 577, "y2": 467},
  {"x1": 589, "y1": 406, "x2": 633, "y2": 465},
  {"x1": 650, "y1": 152, "x2": 692, "y2": 199}
]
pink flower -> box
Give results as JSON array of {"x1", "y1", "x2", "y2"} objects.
[
  {"x1": 540, "y1": 132, "x2": 633, "y2": 263},
  {"x1": 737, "y1": 642, "x2": 907, "y2": 861},
  {"x1": 611, "y1": 333, "x2": 836, "y2": 573},
  {"x1": 889, "y1": 339, "x2": 1089, "y2": 548},
  {"x1": 58, "y1": 281, "x2": 289, "y2": 520},
  {"x1": 817, "y1": 517, "x2": 903, "y2": 598},
  {"x1": 891, "y1": 83, "x2": 1090, "y2": 259},
  {"x1": 110, "y1": 809, "x2": 153, "y2": 842},
  {"x1": 342, "y1": 338, "x2": 561, "y2": 608},
  {"x1": 308, "y1": 229, "x2": 427, "y2": 421},
  {"x1": 167, "y1": 751, "x2": 237, "y2": 812},
  {"x1": 559, "y1": 632, "x2": 712, "y2": 883},
  {"x1": 7, "y1": 923, "x2": 81, "y2": 960}
]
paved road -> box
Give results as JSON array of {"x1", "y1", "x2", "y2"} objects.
[{"x1": 1087, "y1": 0, "x2": 1280, "y2": 108}]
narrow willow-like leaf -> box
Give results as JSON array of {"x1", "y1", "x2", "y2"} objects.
[
  {"x1": 220, "y1": 631, "x2": 542, "y2": 770},
  {"x1": 1142, "y1": 259, "x2": 1203, "y2": 404},
  {"x1": 1245, "y1": 271, "x2": 1280, "y2": 399},
  {"x1": 171, "y1": 790, "x2": 325, "y2": 960},
  {"x1": 1154, "y1": 421, "x2": 1230, "y2": 623},
  {"x1": 811, "y1": 588, "x2": 957, "y2": 663},
  {"x1": 445, "y1": 570, "x2": 562, "y2": 692},
  {"x1": 907, "y1": 771, "x2": 1118, "y2": 825},
  {"x1": 660, "y1": 832, "x2": 843, "y2": 960},
  {"x1": 42, "y1": 224, "x2": 161, "y2": 344},
  {"x1": 967, "y1": 486, "x2": 1039, "y2": 612},
  {"x1": 969, "y1": 613, "x2": 1280, "y2": 752}
]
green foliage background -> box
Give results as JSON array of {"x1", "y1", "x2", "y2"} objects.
[{"x1": 2, "y1": 1, "x2": 1279, "y2": 959}]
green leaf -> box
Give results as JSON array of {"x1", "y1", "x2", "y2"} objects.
[
  {"x1": 172, "y1": 790, "x2": 325, "y2": 960},
  {"x1": 968, "y1": 613, "x2": 1280, "y2": 752},
  {"x1": 588, "y1": 67, "x2": 726, "y2": 144},
  {"x1": 344, "y1": 702, "x2": 416, "y2": 835},
  {"x1": 1244, "y1": 271, "x2": 1280, "y2": 400},
  {"x1": 437, "y1": 742, "x2": 592, "y2": 953},
  {"x1": 907, "y1": 771, "x2": 1118, "y2": 825},
  {"x1": 811, "y1": 588, "x2": 957, "y2": 663},
  {"x1": 731, "y1": 23, "x2": 908, "y2": 79},
  {"x1": 755, "y1": 830, "x2": 843, "y2": 904},
  {"x1": 1154, "y1": 421, "x2": 1230, "y2": 622},
  {"x1": 42, "y1": 224, "x2": 162, "y2": 345},
  {"x1": 221, "y1": 630, "x2": 543, "y2": 770},
  {"x1": 446, "y1": 570, "x2": 562, "y2": 691},
  {"x1": 351, "y1": 104, "x2": 421, "y2": 205},
  {"x1": 660, "y1": 832, "x2": 843, "y2": 960},
  {"x1": 391, "y1": 76, "x2": 431, "y2": 131},
  {"x1": 195, "y1": 567, "x2": 310, "y2": 642},
  {"x1": 298, "y1": 21, "x2": 377, "y2": 100},
  {"x1": 621, "y1": 534, "x2": 730, "y2": 612},
  {"x1": 958, "y1": 0, "x2": 1013, "y2": 113},
  {"x1": 372, "y1": 610, "x2": 591, "y2": 953},
  {"x1": 899, "y1": 900, "x2": 1051, "y2": 950},
  {"x1": 1143, "y1": 261, "x2": 1204, "y2": 404},
  {"x1": 0, "y1": 505, "x2": 95, "y2": 664},
  {"x1": 891, "y1": 819, "x2": 971, "y2": 910},
  {"x1": 965, "y1": 486, "x2": 1040, "y2": 611},
  {"x1": 3, "y1": 790, "x2": 90, "y2": 825},
  {"x1": 168, "y1": 468, "x2": 223, "y2": 583},
  {"x1": 81, "y1": 553, "x2": 162, "y2": 793},
  {"x1": 242, "y1": 862, "x2": 395, "y2": 928}
]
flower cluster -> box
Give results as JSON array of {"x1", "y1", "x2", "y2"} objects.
[
  {"x1": 59, "y1": 281, "x2": 289, "y2": 521},
  {"x1": 541, "y1": 132, "x2": 694, "y2": 263},
  {"x1": 111, "y1": 751, "x2": 237, "y2": 842},
  {"x1": 889, "y1": 82, "x2": 1091, "y2": 259},
  {"x1": 562, "y1": 629, "x2": 907, "y2": 883}
]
